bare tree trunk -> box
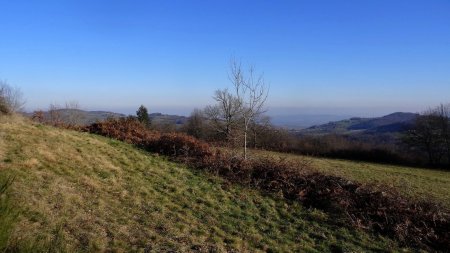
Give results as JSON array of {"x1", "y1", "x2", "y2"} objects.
[
  {"x1": 229, "y1": 58, "x2": 268, "y2": 160},
  {"x1": 253, "y1": 127, "x2": 257, "y2": 149},
  {"x1": 206, "y1": 58, "x2": 268, "y2": 159},
  {"x1": 244, "y1": 119, "x2": 248, "y2": 159},
  {"x1": 244, "y1": 131, "x2": 247, "y2": 159}
]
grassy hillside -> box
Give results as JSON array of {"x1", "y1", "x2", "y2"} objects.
[
  {"x1": 258, "y1": 150, "x2": 450, "y2": 208},
  {"x1": 310, "y1": 157, "x2": 450, "y2": 207},
  {"x1": 0, "y1": 116, "x2": 404, "y2": 252}
]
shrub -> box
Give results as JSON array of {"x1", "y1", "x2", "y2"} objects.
[
  {"x1": 0, "y1": 81, "x2": 24, "y2": 114},
  {"x1": 151, "y1": 133, "x2": 212, "y2": 159},
  {"x1": 0, "y1": 98, "x2": 9, "y2": 115},
  {"x1": 84, "y1": 117, "x2": 160, "y2": 146},
  {"x1": 31, "y1": 110, "x2": 45, "y2": 123}
]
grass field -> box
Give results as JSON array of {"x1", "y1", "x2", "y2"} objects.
[
  {"x1": 0, "y1": 116, "x2": 406, "y2": 252},
  {"x1": 254, "y1": 150, "x2": 450, "y2": 209}
]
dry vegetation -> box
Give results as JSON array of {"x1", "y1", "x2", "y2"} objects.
[
  {"x1": 256, "y1": 150, "x2": 450, "y2": 209},
  {"x1": 0, "y1": 115, "x2": 405, "y2": 252},
  {"x1": 83, "y1": 117, "x2": 449, "y2": 252}
]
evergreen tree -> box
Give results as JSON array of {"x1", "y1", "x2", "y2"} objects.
[{"x1": 136, "y1": 105, "x2": 150, "y2": 127}]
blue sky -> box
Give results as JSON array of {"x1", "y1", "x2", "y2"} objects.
[{"x1": 0, "y1": 0, "x2": 449, "y2": 116}]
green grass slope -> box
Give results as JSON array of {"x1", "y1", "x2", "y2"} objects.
[
  {"x1": 0, "y1": 116, "x2": 404, "y2": 252},
  {"x1": 258, "y1": 150, "x2": 450, "y2": 208},
  {"x1": 310, "y1": 157, "x2": 450, "y2": 207}
]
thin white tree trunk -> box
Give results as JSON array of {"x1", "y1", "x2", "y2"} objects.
[
  {"x1": 244, "y1": 118, "x2": 248, "y2": 159},
  {"x1": 244, "y1": 130, "x2": 247, "y2": 159}
]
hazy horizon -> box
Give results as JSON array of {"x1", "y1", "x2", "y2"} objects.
[
  {"x1": 22, "y1": 104, "x2": 423, "y2": 119},
  {"x1": 1, "y1": 1, "x2": 449, "y2": 117}
]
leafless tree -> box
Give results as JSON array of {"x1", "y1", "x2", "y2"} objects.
[
  {"x1": 0, "y1": 80, "x2": 25, "y2": 114},
  {"x1": 205, "y1": 59, "x2": 269, "y2": 158},
  {"x1": 436, "y1": 104, "x2": 450, "y2": 166},
  {"x1": 48, "y1": 103, "x2": 62, "y2": 125},
  {"x1": 405, "y1": 103, "x2": 450, "y2": 167},
  {"x1": 204, "y1": 89, "x2": 243, "y2": 143},
  {"x1": 65, "y1": 100, "x2": 84, "y2": 126},
  {"x1": 183, "y1": 108, "x2": 207, "y2": 139},
  {"x1": 229, "y1": 59, "x2": 269, "y2": 159}
]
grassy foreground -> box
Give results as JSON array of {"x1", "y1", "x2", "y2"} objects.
[
  {"x1": 256, "y1": 150, "x2": 450, "y2": 209},
  {"x1": 0, "y1": 116, "x2": 405, "y2": 252}
]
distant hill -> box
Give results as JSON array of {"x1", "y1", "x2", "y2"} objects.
[
  {"x1": 24, "y1": 109, "x2": 189, "y2": 126},
  {"x1": 149, "y1": 112, "x2": 188, "y2": 126},
  {"x1": 297, "y1": 112, "x2": 419, "y2": 144},
  {"x1": 270, "y1": 114, "x2": 352, "y2": 129},
  {"x1": 24, "y1": 109, "x2": 127, "y2": 125},
  {"x1": 347, "y1": 112, "x2": 418, "y2": 132},
  {"x1": 300, "y1": 112, "x2": 418, "y2": 135}
]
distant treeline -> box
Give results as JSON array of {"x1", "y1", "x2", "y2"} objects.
[
  {"x1": 176, "y1": 105, "x2": 450, "y2": 170},
  {"x1": 186, "y1": 123, "x2": 420, "y2": 167}
]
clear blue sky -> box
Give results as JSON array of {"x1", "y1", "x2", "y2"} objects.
[{"x1": 0, "y1": 0, "x2": 449, "y2": 116}]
